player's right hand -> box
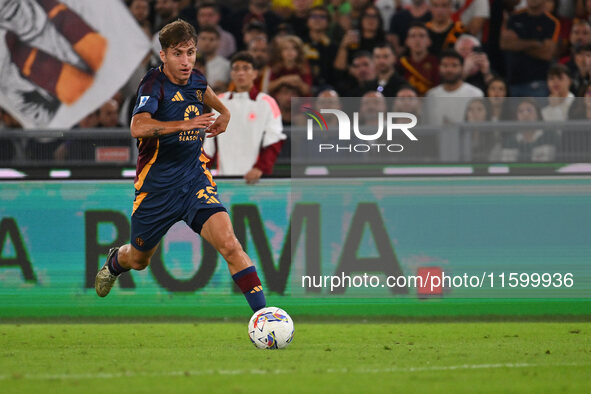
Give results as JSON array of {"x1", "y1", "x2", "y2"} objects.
[{"x1": 184, "y1": 112, "x2": 215, "y2": 130}]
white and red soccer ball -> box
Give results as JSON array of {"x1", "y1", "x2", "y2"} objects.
[{"x1": 248, "y1": 307, "x2": 294, "y2": 349}]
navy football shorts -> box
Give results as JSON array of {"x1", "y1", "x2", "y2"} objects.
[{"x1": 130, "y1": 176, "x2": 227, "y2": 251}]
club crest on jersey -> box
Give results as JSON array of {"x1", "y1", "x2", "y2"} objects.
[
  {"x1": 196, "y1": 89, "x2": 203, "y2": 102},
  {"x1": 184, "y1": 105, "x2": 200, "y2": 120}
]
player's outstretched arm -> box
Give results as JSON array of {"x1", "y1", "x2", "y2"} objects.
[
  {"x1": 203, "y1": 86, "x2": 231, "y2": 138},
  {"x1": 130, "y1": 112, "x2": 215, "y2": 138}
]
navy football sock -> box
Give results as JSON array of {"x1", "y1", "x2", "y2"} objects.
[
  {"x1": 107, "y1": 249, "x2": 129, "y2": 276},
  {"x1": 232, "y1": 266, "x2": 266, "y2": 312}
]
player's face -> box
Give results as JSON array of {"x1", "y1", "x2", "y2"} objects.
[
  {"x1": 231, "y1": 60, "x2": 257, "y2": 91},
  {"x1": 160, "y1": 41, "x2": 197, "y2": 85}
]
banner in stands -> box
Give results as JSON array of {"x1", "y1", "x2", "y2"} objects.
[
  {"x1": 0, "y1": 0, "x2": 150, "y2": 129},
  {"x1": 1, "y1": 178, "x2": 590, "y2": 317}
]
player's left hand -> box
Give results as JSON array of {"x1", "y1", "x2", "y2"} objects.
[
  {"x1": 205, "y1": 113, "x2": 230, "y2": 138},
  {"x1": 244, "y1": 168, "x2": 263, "y2": 184}
]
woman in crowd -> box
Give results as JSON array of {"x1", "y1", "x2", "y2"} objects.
[
  {"x1": 500, "y1": 98, "x2": 559, "y2": 162},
  {"x1": 268, "y1": 35, "x2": 313, "y2": 97}
]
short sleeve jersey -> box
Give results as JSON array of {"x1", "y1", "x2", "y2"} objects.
[
  {"x1": 132, "y1": 66, "x2": 209, "y2": 192},
  {"x1": 505, "y1": 10, "x2": 560, "y2": 84}
]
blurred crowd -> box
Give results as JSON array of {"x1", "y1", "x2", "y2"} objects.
[{"x1": 2, "y1": 0, "x2": 591, "y2": 165}]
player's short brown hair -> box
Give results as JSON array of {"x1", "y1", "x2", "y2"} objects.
[{"x1": 159, "y1": 19, "x2": 198, "y2": 50}]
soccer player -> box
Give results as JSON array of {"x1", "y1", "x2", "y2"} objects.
[{"x1": 94, "y1": 20, "x2": 266, "y2": 313}]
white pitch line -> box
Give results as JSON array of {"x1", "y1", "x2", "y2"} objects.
[{"x1": 0, "y1": 362, "x2": 588, "y2": 381}]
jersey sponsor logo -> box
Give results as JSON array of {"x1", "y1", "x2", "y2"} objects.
[
  {"x1": 138, "y1": 96, "x2": 149, "y2": 108},
  {"x1": 171, "y1": 91, "x2": 185, "y2": 102}
]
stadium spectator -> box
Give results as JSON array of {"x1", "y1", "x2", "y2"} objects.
[
  {"x1": 349, "y1": 0, "x2": 374, "y2": 25},
  {"x1": 242, "y1": 21, "x2": 269, "y2": 52},
  {"x1": 373, "y1": 42, "x2": 407, "y2": 97},
  {"x1": 426, "y1": 0, "x2": 465, "y2": 57},
  {"x1": 559, "y1": 19, "x2": 591, "y2": 65},
  {"x1": 247, "y1": 36, "x2": 272, "y2": 93},
  {"x1": 316, "y1": 89, "x2": 343, "y2": 127},
  {"x1": 501, "y1": 97, "x2": 559, "y2": 162},
  {"x1": 486, "y1": 77, "x2": 512, "y2": 121},
  {"x1": 565, "y1": 43, "x2": 591, "y2": 95},
  {"x1": 375, "y1": 0, "x2": 397, "y2": 32},
  {"x1": 196, "y1": 1, "x2": 236, "y2": 59},
  {"x1": 463, "y1": 97, "x2": 497, "y2": 161},
  {"x1": 564, "y1": 81, "x2": 591, "y2": 160},
  {"x1": 452, "y1": 0, "x2": 490, "y2": 38},
  {"x1": 392, "y1": 85, "x2": 423, "y2": 122},
  {"x1": 153, "y1": 0, "x2": 179, "y2": 33},
  {"x1": 268, "y1": 35, "x2": 313, "y2": 97},
  {"x1": 464, "y1": 97, "x2": 491, "y2": 123},
  {"x1": 98, "y1": 99, "x2": 123, "y2": 128},
  {"x1": 387, "y1": 0, "x2": 431, "y2": 56},
  {"x1": 284, "y1": 0, "x2": 313, "y2": 40},
  {"x1": 303, "y1": 6, "x2": 338, "y2": 89},
  {"x1": 272, "y1": 82, "x2": 304, "y2": 126},
  {"x1": 204, "y1": 52, "x2": 285, "y2": 183},
  {"x1": 500, "y1": 0, "x2": 560, "y2": 97},
  {"x1": 542, "y1": 64, "x2": 574, "y2": 121},
  {"x1": 198, "y1": 27, "x2": 231, "y2": 93},
  {"x1": 396, "y1": 22, "x2": 440, "y2": 96},
  {"x1": 426, "y1": 50, "x2": 483, "y2": 125},
  {"x1": 128, "y1": 0, "x2": 151, "y2": 34},
  {"x1": 228, "y1": 0, "x2": 283, "y2": 51},
  {"x1": 455, "y1": 34, "x2": 494, "y2": 92},
  {"x1": 359, "y1": 91, "x2": 387, "y2": 126},
  {"x1": 176, "y1": 0, "x2": 198, "y2": 28},
  {"x1": 334, "y1": 4, "x2": 386, "y2": 66},
  {"x1": 335, "y1": 51, "x2": 379, "y2": 97}
]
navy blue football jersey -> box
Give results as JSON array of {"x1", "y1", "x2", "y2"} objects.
[{"x1": 131, "y1": 65, "x2": 211, "y2": 192}]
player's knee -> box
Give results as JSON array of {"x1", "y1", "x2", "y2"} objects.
[
  {"x1": 129, "y1": 255, "x2": 150, "y2": 270},
  {"x1": 218, "y1": 236, "x2": 243, "y2": 261}
]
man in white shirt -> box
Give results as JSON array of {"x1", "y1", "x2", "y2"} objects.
[
  {"x1": 204, "y1": 52, "x2": 286, "y2": 183},
  {"x1": 426, "y1": 49, "x2": 483, "y2": 125}
]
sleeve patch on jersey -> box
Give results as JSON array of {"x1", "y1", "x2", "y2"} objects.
[{"x1": 138, "y1": 96, "x2": 150, "y2": 108}]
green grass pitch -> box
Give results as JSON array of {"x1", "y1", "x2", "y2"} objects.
[{"x1": 1, "y1": 322, "x2": 590, "y2": 393}]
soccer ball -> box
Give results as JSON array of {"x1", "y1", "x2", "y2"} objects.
[{"x1": 248, "y1": 307, "x2": 294, "y2": 349}]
